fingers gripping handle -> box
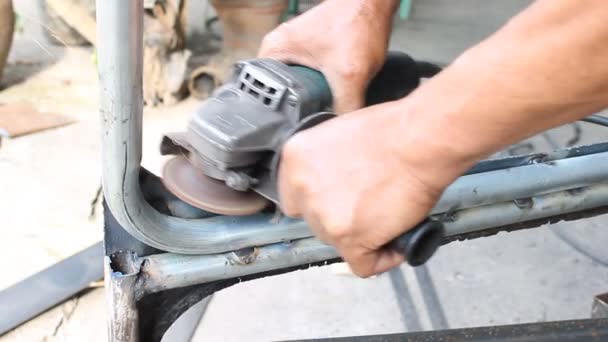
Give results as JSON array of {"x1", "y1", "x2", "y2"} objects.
[
  {"x1": 387, "y1": 219, "x2": 445, "y2": 266},
  {"x1": 290, "y1": 51, "x2": 441, "y2": 109},
  {"x1": 286, "y1": 53, "x2": 445, "y2": 266}
]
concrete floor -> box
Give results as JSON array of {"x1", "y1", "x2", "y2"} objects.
[{"x1": 1, "y1": 1, "x2": 608, "y2": 341}]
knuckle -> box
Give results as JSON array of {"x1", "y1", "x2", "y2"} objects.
[
  {"x1": 260, "y1": 23, "x2": 293, "y2": 53},
  {"x1": 282, "y1": 134, "x2": 307, "y2": 159},
  {"x1": 281, "y1": 202, "x2": 300, "y2": 218},
  {"x1": 343, "y1": 257, "x2": 374, "y2": 278},
  {"x1": 323, "y1": 215, "x2": 352, "y2": 241},
  {"x1": 337, "y1": 61, "x2": 369, "y2": 81},
  {"x1": 280, "y1": 141, "x2": 316, "y2": 200},
  {"x1": 280, "y1": 172, "x2": 307, "y2": 201},
  {"x1": 352, "y1": 267, "x2": 374, "y2": 278},
  {"x1": 260, "y1": 31, "x2": 283, "y2": 49},
  {"x1": 289, "y1": 173, "x2": 309, "y2": 196}
]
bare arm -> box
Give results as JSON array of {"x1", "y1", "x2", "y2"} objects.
[
  {"x1": 401, "y1": 0, "x2": 608, "y2": 185},
  {"x1": 274, "y1": 0, "x2": 608, "y2": 276}
]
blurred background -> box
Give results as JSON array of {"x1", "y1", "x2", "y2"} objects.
[{"x1": 0, "y1": 0, "x2": 607, "y2": 341}]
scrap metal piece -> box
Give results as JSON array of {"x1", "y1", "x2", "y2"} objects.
[
  {"x1": 46, "y1": 0, "x2": 97, "y2": 46},
  {"x1": 161, "y1": 156, "x2": 269, "y2": 215},
  {"x1": 592, "y1": 293, "x2": 608, "y2": 319},
  {"x1": 0, "y1": 242, "x2": 103, "y2": 335}
]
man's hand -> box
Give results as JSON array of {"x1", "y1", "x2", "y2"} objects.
[
  {"x1": 278, "y1": 102, "x2": 465, "y2": 277},
  {"x1": 276, "y1": 0, "x2": 608, "y2": 277},
  {"x1": 258, "y1": 0, "x2": 398, "y2": 113}
]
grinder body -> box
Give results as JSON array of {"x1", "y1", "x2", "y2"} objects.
[
  {"x1": 184, "y1": 59, "x2": 332, "y2": 199},
  {"x1": 163, "y1": 52, "x2": 430, "y2": 200}
]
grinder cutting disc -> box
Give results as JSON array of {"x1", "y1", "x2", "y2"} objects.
[{"x1": 162, "y1": 156, "x2": 269, "y2": 216}]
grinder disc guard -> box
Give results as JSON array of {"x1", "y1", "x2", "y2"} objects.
[{"x1": 162, "y1": 156, "x2": 269, "y2": 216}]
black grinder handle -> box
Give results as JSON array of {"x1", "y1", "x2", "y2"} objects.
[
  {"x1": 367, "y1": 54, "x2": 445, "y2": 265},
  {"x1": 387, "y1": 219, "x2": 444, "y2": 266},
  {"x1": 289, "y1": 52, "x2": 445, "y2": 266}
]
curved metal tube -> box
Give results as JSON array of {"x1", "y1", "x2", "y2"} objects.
[
  {"x1": 97, "y1": 0, "x2": 312, "y2": 254},
  {"x1": 140, "y1": 182, "x2": 608, "y2": 294},
  {"x1": 98, "y1": 0, "x2": 608, "y2": 255}
]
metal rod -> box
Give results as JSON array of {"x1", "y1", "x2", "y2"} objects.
[
  {"x1": 413, "y1": 265, "x2": 449, "y2": 330},
  {"x1": 105, "y1": 256, "x2": 141, "y2": 342},
  {"x1": 582, "y1": 115, "x2": 608, "y2": 127},
  {"x1": 442, "y1": 183, "x2": 608, "y2": 235},
  {"x1": 139, "y1": 183, "x2": 608, "y2": 293},
  {"x1": 541, "y1": 132, "x2": 608, "y2": 267},
  {"x1": 388, "y1": 268, "x2": 423, "y2": 332},
  {"x1": 433, "y1": 151, "x2": 608, "y2": 214},
  {"x1": 0, "y1": 242, "x2": 103, "y2": 335},
  {"x1": 140, "y1": 238, "x2": 336, "y2": 293}
]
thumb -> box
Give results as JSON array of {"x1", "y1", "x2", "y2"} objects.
[{"x1": 341, "y1": 247, "x2": 405, "y2": 278}]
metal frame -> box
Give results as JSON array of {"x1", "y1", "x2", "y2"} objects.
[{"x1": 98, "y1": 1, "x2": 608, "y2": 341}]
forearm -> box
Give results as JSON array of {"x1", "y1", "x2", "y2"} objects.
[
  {"x1": 313, "y1": 0, "x2": 398, "y2": 20},
  {"x1": 346, "y1": 0, "x2": 400, "y2": 39},
  {"x1": 363, "y1": 0, "x2": 400, "y2": 15},
  {"x1": 396, "y1": 0, "x2": 608, "y2": 186}
]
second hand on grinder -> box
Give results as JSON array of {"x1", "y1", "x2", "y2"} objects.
[{"x1": 270, "y1": 65, "x2": 446, "y2": 267}]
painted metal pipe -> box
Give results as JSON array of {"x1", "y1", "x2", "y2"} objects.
[
  {"x1": 140, "y1": 183, "x2": 608, "y2": 293},
  {"x1": 443, "y1": 183, "x2": 608, "y2": 235},
  {"x1": 97, "y1": 0, "x2": 608, "y2": 256},
  {"x1": 141, "y1": 238, "x2": 337, "y2": 294},
  {"x1": 0, "y1": 243, "x2": 103, "y2": 335},
  {"x1": 97, "y1": 0, "x2": 312, "y2": 255},
  {"x1": 434, "y1": 151, "x2": 608, "y2": 214}
]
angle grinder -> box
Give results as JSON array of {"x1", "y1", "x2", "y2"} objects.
[{"x1": 161, "y1": 51, "x2": 445, "y2": 266}]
